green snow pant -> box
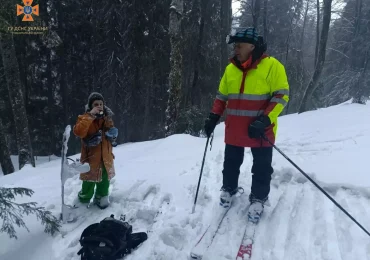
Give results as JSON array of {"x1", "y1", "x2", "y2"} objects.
[{"x1": 78, "y1": 165, "x2": 109, "y2": 203}]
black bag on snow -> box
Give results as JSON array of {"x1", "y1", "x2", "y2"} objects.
[{"x1": 77, "y1": 214, "x2": 148, "y2": 260}]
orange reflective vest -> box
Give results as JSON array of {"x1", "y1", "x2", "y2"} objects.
[{"x1": 211, "y1": 55, "x2": 289, "y2": 147}]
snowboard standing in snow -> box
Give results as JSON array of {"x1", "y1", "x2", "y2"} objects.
[{"x1": 60, "y1": 125, "x2": 91, "y2": 223}]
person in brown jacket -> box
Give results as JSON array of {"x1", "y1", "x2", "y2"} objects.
[{"x1": 73, "y1": 92, "x2": 117, "y2": 209}]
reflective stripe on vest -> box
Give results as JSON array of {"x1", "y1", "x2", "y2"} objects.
[
  {"x1": 226, "y1": 109, "x2": 264, "y2": 117},
  {"x1": 228, "y1": 93, "x2": 271, "y2": 101},
  {"x1": 271, "y1": 97, "x2": 288, "y2": 106},
  {"x1": 273, "y1": 89, "x2": 289, "y2": 96},
  {"x1": 216, "y1": 91, "x2": 228, "y2": 101}
]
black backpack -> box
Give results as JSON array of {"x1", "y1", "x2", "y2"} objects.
[{"x1": 77, "y1": 215, "x2": 148, "y2": 260}]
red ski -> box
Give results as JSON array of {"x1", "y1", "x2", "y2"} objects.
[{"x1": 236, "y1": 221, "x2": 258, "y2": 260}]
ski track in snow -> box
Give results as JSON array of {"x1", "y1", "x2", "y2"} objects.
[
  {"x1": 333, "y1": 189, "x2": 370, "y2": 260},
  {"x1": 33, "y1": 145, "x2": 370, "y2": 260},
  {"x1": 183, "y1": 148, "x2": 370, "y2": 260},
  {"x1": 252, "y1": 178, "x2": 370, "y2": 260}
]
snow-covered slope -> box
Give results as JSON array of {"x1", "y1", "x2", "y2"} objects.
[{"x1": 1, "y1": 101, "x2": 370, "y2": 260}]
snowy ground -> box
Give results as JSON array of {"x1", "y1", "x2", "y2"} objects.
[
  {"x1": 1, "y1": 101, "x2": 370, "y2": 260},
  {"x1": 0, "y1": 154, "x2": 59, "y2": 176}
]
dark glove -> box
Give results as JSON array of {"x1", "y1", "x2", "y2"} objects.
[
  {"x1": 204, "y1": 113, "x2": 220, "y2": 138},
  {"x1": 83, "y1": 130, "x2": 103, "y2": 147},
  {"x1": 248, "y1": 115, "x2": 271, "y2": 139}
]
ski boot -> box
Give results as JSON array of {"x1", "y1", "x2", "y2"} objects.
[
  {"x1": 219, "y1": 186, "x2": 244, "y2": 208},
  {"x1": 247, "y1": 193, "x2": 267, "y2": 223}
]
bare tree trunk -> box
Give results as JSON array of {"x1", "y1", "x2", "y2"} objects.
[
  {"x1": 59, "y1": 3, "x2": 70, "y2": 129},
  {"x1": 349, "y1": 0, "x2": 362, "y2": 70},
  {"x1": 0, "y1": 33, "x2": 35, "y2": 169},
  {"x1": 263, "y1": 0, "x2": 268, "y2": 40},
  {"x1": 46, "y1": 54, "x2": 55, "y2": 156},
  {"x1": 298, "y1": 0, "x2": 332, "y2": 113},
  {"x1": 252, "y1": 0, "x2": 261, "y2": 29},
  {"x1": 353, "y1": 49, "x2": 369, "y2": 104},
  {"x1": 351, "y1": 0, "x2": 365, "y2": 104},
  {"x1": 284, "y1": 15, "x2": 295, "y2": 64},
  {"x1": 191, "y1": 0, "x2": 208, "y2": 107},
  {"x1": 300, "y1": 0, "x2": 310, "y2": 54},
  {"x1": 54, "y1": 0, "x2": 69, "y2": 127},
  {"x1": 0, "y1": 116, "x2": 14, "y2": 175},
  {"x1": 220, "y1": 0, "x2": 231, "y2": 68},
  {"x1": 286, "y1": 0, "x2": 309, "y2": 114},
  {"x1": 353, "y1": 0, "x2": 362, "y2": 39},
  {"x1": 40, "y1": 0, "x2": 57, "y2": 156},
  {"x1": 91, "y1": 0, "x2": 97, "y2": 93},
  {"x1": 315, "y1": 0, "x2": 320, "y2": 66},
  {"x1": 283, "y1": 13, "x2": 293, "y2": 115},
  {"x1": 165, "y1": 0, "x2": 183, "y2": 136},
  {"x1": 142, "y1": 69, "x2": 153, "y2": 138},
  {"x1": 142, "y1": 11, "x2": 154, "y2": 139}
]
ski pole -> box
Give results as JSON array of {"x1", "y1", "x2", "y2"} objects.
[
  {"x1": 210, "y1": 132, "x2": 214, "y2": 151},
  {"x1": 192, "y1": 136, "x2": 211, "y2": 214},
  {"x1": 262, "y1": 134, "x2": 370, "y2": 238}
]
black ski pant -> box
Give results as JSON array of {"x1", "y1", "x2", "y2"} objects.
[{"x1": 222, "y1": 144, "x2": 273, "y2": 200}]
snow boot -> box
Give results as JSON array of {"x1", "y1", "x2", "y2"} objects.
[
  {"x1": 219, "y1": 186, "x2": 244, "y2": 208},
  {"x1": 247, "y1": 193, "x2": 267, "y2": 223},
  {"x1": 94, "y1": 196, "x2": 110, "y2": 209},
  {"x1": 73, "y1": 196, "x2": 90, "y2": 207}
]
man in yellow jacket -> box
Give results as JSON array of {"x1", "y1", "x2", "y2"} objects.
[{"x1": 204, "y1": 28, "x2": 289, "y2": 223}]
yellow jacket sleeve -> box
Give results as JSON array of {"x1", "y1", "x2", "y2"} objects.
[
  {"x1": 211, "y1": 69, "x2": 228, "y2": 115},
  {"x1": 264, "y1": 59, "x2": 289, "y2": 122},
  {"x1": 73, "y1": 113, "x2": 95, "y2": 138}
]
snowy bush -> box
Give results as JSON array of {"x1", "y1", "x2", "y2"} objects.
[{"x1": 0, "y1": 187, "x2": 60, "y2": 239}]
